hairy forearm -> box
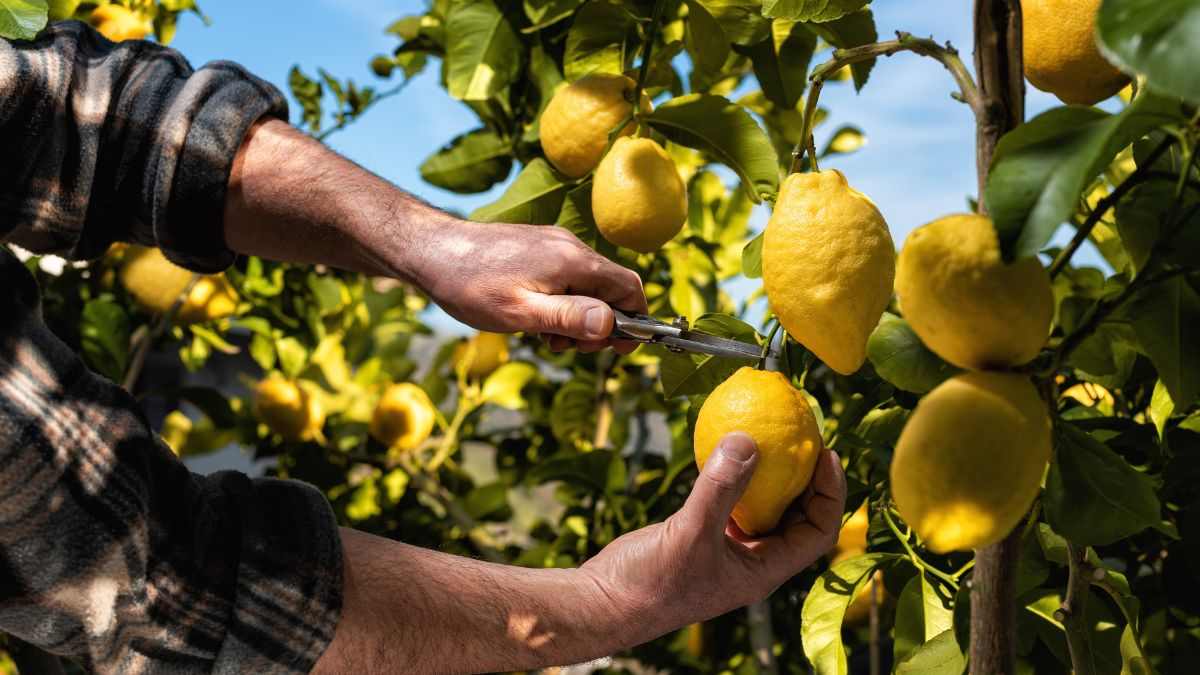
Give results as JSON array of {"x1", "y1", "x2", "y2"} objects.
[
  {"x1": 314, "y1": 528, "x2": 636, "y2": 674},
  {"x1": 223, "y1": 119, "x2": 451, "y2": 282}
]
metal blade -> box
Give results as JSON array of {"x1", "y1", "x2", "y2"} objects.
[{"x1": 659, "y1": 331, "x2": 778, "y2": 361}]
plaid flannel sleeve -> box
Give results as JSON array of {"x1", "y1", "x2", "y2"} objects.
[{"x1": 0, "y1": 22, "x2": 343, "y2": 674}]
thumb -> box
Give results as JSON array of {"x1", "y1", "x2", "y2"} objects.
[
  {"x1": 520, "y1": 291, "x2": 613, "y2": 341},
  {"x1": 684, "y1": 432, "x2": 759, "y2": 535}
]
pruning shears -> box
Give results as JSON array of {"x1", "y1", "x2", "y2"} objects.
[{"x1": 610, "y1": 308, "x2": 780, "y2": 362}]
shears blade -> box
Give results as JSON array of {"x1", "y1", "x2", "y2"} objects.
[{"x1": 610, "y1": 309, "x2": 780, "y2": 362}]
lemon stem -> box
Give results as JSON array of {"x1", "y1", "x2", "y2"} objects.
[
  {"x1": 426, "y1": 395, "x2": 477, "y2": 471},
  {"x1": 758, "y1": 320, "x2": 781, "y2": 370},
  {"x1": 632, "y1": 0, "x2": 668, "y2": 110},
  {"x1": 792, "y1": 79, "x2": 823, "y2": 174},
  {"x1": 882, "y1": 507, "x2": 959, "y2": 591}
]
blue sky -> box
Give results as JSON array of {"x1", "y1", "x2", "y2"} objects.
[{"x1": 171, "y1": 1, "x2": 1106, "y2": 332}]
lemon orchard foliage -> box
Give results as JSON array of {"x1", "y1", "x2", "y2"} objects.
[
  {"x1": 763, "y1": 170, "x2": 895, "y2": 375},
  {"x1": 891, "y1": 372, "x2": 1052, "y2": 553},
  {"x1": 896, "y1": 213, "x2": 1054, "y2": 370},
  {"x1": 694, "y1": 368, "x2": 822, "y2": 535},
  {"x1": 1022, "y1": 0, "x2": 1129, "y2": 105},
  {"x1": 9, "y1": 0, "x2": 1200, "y2": 672}
]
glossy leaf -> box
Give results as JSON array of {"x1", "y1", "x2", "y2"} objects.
[
  {"x1": 1097, "y1": 0, "x2": 1200, "y2": 105},
  {"x1": 481, "y1": 362, "x2": 539, "y2": 409},
  {"x1": 684, "y1": 0, "x2": 729, "y2": 77},
  {"x1": 646, "y1": 94, "x2": 780, "y2": 203},
  {"x1": 742, "y1": 231, "x2": 764, "y2": 278},
  {"x1": 801, "y1": 553, "x2": 904, "y2": 675},
  {"x1": 80, "y1": 297, "x2": 130, "y2": 381},
  {"x1": 1129, "y1": 276, "x2": 1200, "y2": 409},
  {"x1": 693, "y1": 0, "x2": 770, "y2": 45},
  {"x1": 420, "y1": 128, "x2": 513, "y2": 194},
  {"x1": 739, "y1": 19, "x2": 815, "y2": 110},
  {"x1": 444, "y1": 1, "x2": 522, "y2": 101},
  {"x1": 470, "y1": 158, "x2": 570, "y2": 224},
  {"x1": 895, "y1": 630, "x2": 965, "y2": 675},
  {"x1": 522, "y1": 0, "x2": 582, "y2": 32},
  {"x1": 0, "y1": 0, "x2": 47, "y2": 40},
  {"x1": 563, "y1": 1, "x2": 633, "y2": 80},
  {"x1": 808, "y1": 9, "x2": 877, "y2": 90},
  {"x1": 867, "y1": 313, "x2": 960, "y2": 394},
  {"x1": 762, "y1": 0, "x2": 870, "y2": 22},
  {"x1": 1044, "y1": 423, "x2": 1161, "y2": 546},
  {"x1": 985, "y1": 93, "x2": 1181, "y2": 261},
  {"x1": 894, "y1": 573, "x2": 955, "y2": 666}
]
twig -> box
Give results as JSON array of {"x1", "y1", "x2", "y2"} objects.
[
  {"x1": 746, "y1": 600, "x2": 779, "y2": 675},
  {"x1": 1057, "y1": 542, "x2": 1097, "y2": 675},
  {"x1": 122, "y1": 274, "x2": 200, "y2": 391},
  {"x1": 592, "y1": 351, "x2": 618, "y2": 450},
  {"x1": 631, "y1": 0, "x2": 668, "y2": 106},
  {"x1": 759, "y1": 320, "x2": 781, "y2": 370},
  {"x1": 315, "y1": 79, "x2": 412, "y2": 143},
  {"x1": 1048, "y1": 137, "x2": 1176, "y2": 279},
  {"x1": 882, "y1": 508, "x2": 959, "y2": 590}
]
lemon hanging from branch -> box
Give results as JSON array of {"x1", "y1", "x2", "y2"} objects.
[
  {"x1": 539, "y1": 73, "x2": 651, "y2": 178},
  {"x1": 253, "y1": 376, "x2": 326, "y2": 443},
  {"x1": 592, "y1": 137, "x2": 688, "y2": 253},
  {"x1": 1022, "y1": 0, "x2": 1129, "y2": 105},
  {"x1": 369, "y1": 383, "x2": 436, "y2": 453}
]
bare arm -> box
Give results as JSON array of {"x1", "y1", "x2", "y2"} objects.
[
  {"x1": 224, "y1": 119, "x2": 646, "y2": 352},
  {"x1": 314, "y1": 435, "x2": 847, "y2": 674}
]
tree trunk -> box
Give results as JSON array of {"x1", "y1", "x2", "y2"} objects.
[{"x1": 969, "y1": 2, "x2": 1025, "y2": 674}]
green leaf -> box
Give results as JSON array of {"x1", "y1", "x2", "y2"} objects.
[
  {"x1": 808, "y1": 9, "x2": 877, "y2": 90},
  {"x1": 444, "y1": 0, "x2": 522, "y2": 101},
  {"x1": 1129, "y1": 276, "x2": 1200, "y2": 409},
  {"x1": 470, "y1": 158, "x2": 570, "y2": 224},
  {"x1": 801, "y1": 553, "x2": 904, "y2": 675},
  {"x1": 762, "y1": 0, "x2": 870, "y2": 23},
  {"x1": 867, "y1": 313, "x2": 960, "y2": 394},
  {"x1": 738, "y1": 20, "x2": 815, "y2": 110},
  {"x1": 249, "y1": 333, "x2": 276, "y2": 371},
  {"x1": 0, "y1": 0, "x2": 48, "y2": 40},
  {"x1": 659, "y1": 351, "x2": 743, "y2": 398},
  {"x1": 684, "y1": 0, "x2": 730, "y2": 77},
  {"x1": 1097, "y1": 0, "x2": 1200, "y2": 105},
  {"x1": 522, "y1": 0, "x2": 582, "y2": 32},
  {"x1": 420, "y1": 128, "x2": 513, "y2": 194},
  {"x1": 1044, "y1": 423, "x2": 1161, "y2": 546},
  {"x1": 985, "y1": 92, "x2": 1182, "y2": 261},
  {"x1": 563, "y1": 0, "x2": 634, "y2": 80},
  {"x1": 894, "y1": 573, "x2": 955, "y2": 666},
  {"x1": 693, "y1": 0, "x2": 770, "y2": 45},
  {"x1": 481, "y1": 362, "x2": 539, "y2": 409},
  {"x1": 1149, "y1": 379, "x2": 1174, "y2": 439},
  {"x1": 346, "y1": 475, "x2": 381, "y2": 521},
  {"x1": 822, "y1": 125, "x2": 868, "y2": 156},
  {"x1": 646, "y1": 94, "x2": 779, "y2": 203},
  {"x1": 855, "y1": 405, "x2": 909, "y2": 448},
  {"x1": 895, "y1": 630, "x2": 966, "y2": 675},
  {"x1": 742, "y1": 231, "x2": 764, "y2": 278},
  {"x1": 550, "y1": 377, "x2": 597, "y2": 446},
  {"x1": 693, "y1": 313, "x2": 761, "y2": 342},
  {"x1": 463, "y1": 483, "x2": 510, "y2": 519},
  {"x1": 276, "y1": 336, "x2": 308, "y2": 378},
  {"x1": 80, "y1": 297, "x2": 130, "y2": 382},
  {"x1": 1114, "y1": 179, "x2": 1200, "y2": 274}
]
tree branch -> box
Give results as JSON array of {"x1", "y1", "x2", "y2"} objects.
[
  {"x1": 1057, "y1": 542, "x2": 1097, "y2": 675},
  {"x1": 746, "y1": 600, "x2": 779, "y2": 675}
]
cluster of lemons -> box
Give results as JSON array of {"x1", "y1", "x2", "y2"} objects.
[{"x1": 540, "y1": 73, "x2": 688, "y2": 253}]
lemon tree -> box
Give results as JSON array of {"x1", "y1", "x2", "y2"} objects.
[{"x1": 5, "y1": 0, "x2": 1200, "y2": 673}]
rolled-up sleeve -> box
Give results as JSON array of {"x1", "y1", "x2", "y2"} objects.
[
  {"x1": 0, "y1": 21, "x2": 343, "y2": 675},
  {"x1": 0, "y1": 20, "x2": 287, "y2": 272}
]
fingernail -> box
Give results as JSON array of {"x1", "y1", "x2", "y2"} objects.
[
  {"x1": 720, "y1": 432, "x2": 757, "y2": 462},
  {"x1": 584, "y1": 306, "x2": 608, "y2": 339}
]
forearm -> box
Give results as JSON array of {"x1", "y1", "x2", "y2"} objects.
[
  {"x1": 224, "y1": 118, "x2": 453, "y2": 282},
  {"x1": 315, "y1": 528, "x2": 637, "y2": 674}
]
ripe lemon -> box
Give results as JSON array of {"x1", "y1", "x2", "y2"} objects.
[
  {"x1": 119, "y1": 246, "x2": 238, "y2": 323},
  {"x1": 763, "y1": 170, "x2": 895, "y2": 375},
  {"x1": 453, "y1": 332, "x2": 510, "y2": 379},
  {"x1": 891, "y1": 372, "x2": 1051, "y2": 553},
  {"x1": 90, "y1": 4, "x2": 152, "y2": 42},
  {"x1": 253, "y1": 377, "x2": 325, "y2": 442},
  {"x1": 369, "y1": 383, "x2": 436, "y2": 451},
  {"x1": 694, "y1": 367, "x2": 823, "y2": 535},
  {"x1": 1023, "y1": 0, "x2": 1129, "y2": 105},
  {"x1": 896, "y1": 214, "x2": 1053, "y2": 370},
  {"x1": 540, "y1": 73, "x2": 651, "y2": 178},
  {"x1": 592, "y1": 137, "x2": 688, "y2": 253}
]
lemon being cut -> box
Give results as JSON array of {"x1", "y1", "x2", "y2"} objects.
[
  {"x1": 890, "y1": 371, "x2": 1051, "y2": 553},
  {"x1": 592, "y1": 136, "x2": 688, "y2": 253},
  {"x1": 370, "y1": 383, "x2": 436, "y2": 452},
  {"x1": 539, "y1": 73, "x2": 651, "y2": 178},
  {"x1": 763, "y1": 170, "x2": 895, "y2": 375},
  {"x1": 896, "y1": 213, "x2": 1053, "y2": 371},
  {"x1": 1023, "y1": 0, "x2": 1129, "y2": 105},
  {"x1": 693, "y1": 367, "x2": 823, "y2": 536}
]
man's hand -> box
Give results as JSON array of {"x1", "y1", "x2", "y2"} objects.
[
  {"x1": 409, "y1": 220, "x2": 647, "y2": 354},
  {"x1": 581, "y1": 432, "x2": 847, "y2": 643}
]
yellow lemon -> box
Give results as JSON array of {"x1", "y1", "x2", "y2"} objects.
[
  {"x1": 453, "y1": 332, "x2": 510, "y2": 379},
  {"x1": 891, "y1": 372, "x2": 1051, "y2": 553},
  {"x1": 1023, "y1": 0, "x2": 1129, "y2": 105},
  {"x1": 763, "y1": 170, "x2": 895, "y2": 375},
  {"x1": 592, "y1": 137, "x2": 688, "y2": 253},
  {"x1": 119, "y1": 246, "x2": 238, "y2": 323},
  {"x1": 540, "y1": 73, "x2": 651, "y2": 178},
  {"x1": 694, "y1": 367, "x2": 823, "y2": 535},
  {"x1": 369, "y1": 383, "x2": 436, "y2": 451},
  {"x1": 90, "y1": 4, "x2": 153, "y2": 42},
  {"x1": 896, "y1": 214, "x2": 1053, "y2": 370},
  {"x1": 253, "y1": 377, "x2": 325, "y2": 442},
  {"x1": 832, "y1": 502, "x2": 870, "y2": 563}
]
